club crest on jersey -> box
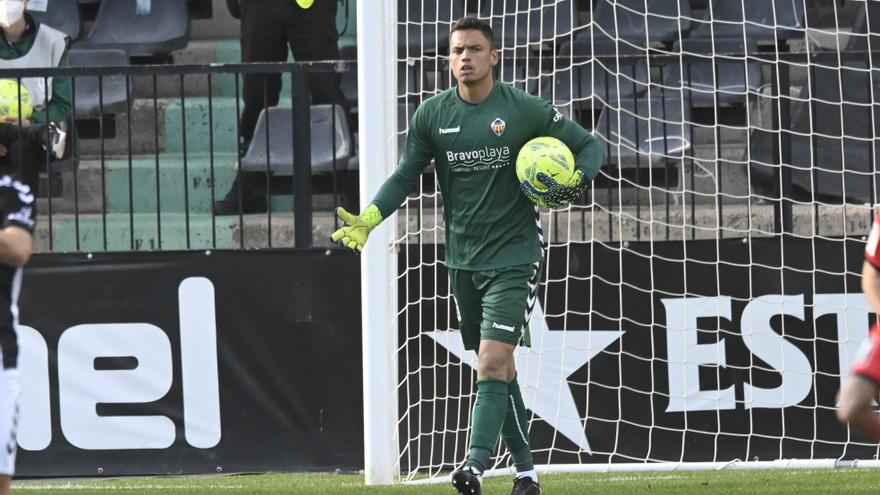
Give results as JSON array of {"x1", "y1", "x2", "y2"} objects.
[{"x1": 490, "y1": 117, "x2": 506, "y2": 137}]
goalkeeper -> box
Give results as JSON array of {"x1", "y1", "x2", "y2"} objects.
[{"x1": 333, "y1": 17, "x2": 603, "y2": 495}]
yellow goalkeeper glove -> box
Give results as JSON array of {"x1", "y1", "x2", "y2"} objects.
[{"x1": 331, "y1": 204, "x2": 383, "y2": 254}]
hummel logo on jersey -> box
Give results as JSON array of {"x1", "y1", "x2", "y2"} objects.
[
  {"x1": 491, "y1": 117, "x2": 506, "y2": 137},
  {"x1": 439, "y1": 126, "x2": 460, "y2": 134},
  {"x1": 492, "y1": 322, "x2": 515, "y2": 332}
]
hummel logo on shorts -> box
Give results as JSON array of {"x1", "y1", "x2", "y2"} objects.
[{"x1": 492, "y1": 322, "x2": 515, "y2": 332}]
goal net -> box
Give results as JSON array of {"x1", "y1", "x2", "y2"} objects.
[{"x1": 379, "y1": 0, "x2": 880, "y2": 483}]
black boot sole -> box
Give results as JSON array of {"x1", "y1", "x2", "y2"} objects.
[{"x1": 451, "y1": 470, "x2": 481, "y2": 495}]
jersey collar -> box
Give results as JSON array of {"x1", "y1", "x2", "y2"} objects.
[{"x1": 453, "y1": 79, "x2": 499, "y2": 109}]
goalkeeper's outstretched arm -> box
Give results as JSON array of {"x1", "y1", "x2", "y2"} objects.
[
  {"x1": 330, "y1": 161, "x2": 430, "y2": 253},
  {"x1": 331, "y1": 107, "x2": 433, "y2": 253}
]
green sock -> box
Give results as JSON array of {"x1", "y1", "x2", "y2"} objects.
[
  {"x1": 466, "y1": 378, "x2": 509, "y2": 472},
  {"x1": 501, "y1": 376, "x2": 534, "y2": 473}
]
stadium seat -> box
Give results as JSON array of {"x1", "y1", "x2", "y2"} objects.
[
  {"x1": 748, "y1": 65, "x2": 880, "y2": 204},
  {"x1": 27, "y1": 1, "x2": 82, "y2": 41},
  {"x1": 340, "y1": 44, "x2": 441, "y2": 108},
  {"x1": 595, "y1": 93, "x2": 691, "y2": 168},
  {"x1": 747, "y1": 2, "x2": 880, "y2": 204},
  {"x1": 841, "y1": 0, "x2": 880, "y2": 64},
  {"x1": 590, "y1": 0, "x2": 692, "y2": 49},
  {"x1": 397, "y1": 59, "x2": 432, "y2": 99},
  {"x1": 398, "y1": 0, "x2": 466, "y2": 55},
  {"x1": 426, "y1": 58, "x2": 455, "y2": 94},
  {"x1": 687, "y1": 0, "x2": 805, "y2": 45},
  {"x1": 664, "y1": 37, "x2": 765, "y2": 107},
  {"x1": 68, "y1": 48, "x2": 133, "y2": 118},
  {"x1": 480, "y1": 0, "x2": 576, "y2": 50},
  {"x1": 547, "y1": 35, "x2": 650, "y2": 115},
  {"x1": 240, "y1": 104, "x2": 352, "y2": 175},
  {"x1": 76, "y1": 0, "x2": 191, "y2": 56},
  {"x1": 496, "y1": 47, "x2": 539, "y2": 94},
  {"x1": 339, "y1": 44, "x2": 357, "y2": 107}
]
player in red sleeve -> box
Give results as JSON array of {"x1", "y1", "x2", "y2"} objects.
[{"x1": 838, "y1": 212, "x2": 880, "y2": 439}]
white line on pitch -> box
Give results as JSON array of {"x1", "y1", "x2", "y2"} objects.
[
  {"x1": 13, "y1": 484, "x2": 246, "y2": 490},
  {"x1": 596, "y1": 474, "x2": 684, "y2": 482}
]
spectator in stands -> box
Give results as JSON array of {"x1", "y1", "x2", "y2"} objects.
[
  {"x1": 215, "y1": 0, "x2": 349, "y2": 215},
  {"x1": 0, "y1": 0, "x2": 69, "y2": 194},
  {"x1": 838, "y1": 211, "x2": 880, "y2": 440}
]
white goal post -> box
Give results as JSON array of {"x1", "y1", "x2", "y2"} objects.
[
  {"x1": 360, "y1": 0, "x2": 880, "y2": 486},
  {"x1": 358, "y1": 0, "x2": 400, "y2": 486}
]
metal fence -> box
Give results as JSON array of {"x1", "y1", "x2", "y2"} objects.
[
  {"x1": 2, "y1": 49, "x2": 872, "y2": 253},
  {"x1": 0, "y1": 61, "x2": 353, "y2": 253}
]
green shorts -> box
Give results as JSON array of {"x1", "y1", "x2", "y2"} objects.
[{"x1": 449, "y1": 262, "x2": 543, "y2": 351}]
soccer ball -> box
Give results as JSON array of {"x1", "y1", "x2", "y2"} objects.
[
  {"x1": 0, "y1": 79, "x2": 33, "y2": 120},
  {"x1": 515, "y1": 136, "x2": 575, "y2": 195}
]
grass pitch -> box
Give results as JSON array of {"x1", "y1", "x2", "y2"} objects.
[{"x1": 14, "y1": 468, "x2": 880, "y2": 494}]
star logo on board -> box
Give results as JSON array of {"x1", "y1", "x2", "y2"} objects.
[
  {"x1": 427, "y1": 301, "x2": 623, "y2": 454},
  {"x1": 491, "y1": 117, "x2": 506, "y2": 137}
]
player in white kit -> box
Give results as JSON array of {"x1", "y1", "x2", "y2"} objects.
[{"x1": 0, "y1": 175, "x2": 35, "y2": 495}]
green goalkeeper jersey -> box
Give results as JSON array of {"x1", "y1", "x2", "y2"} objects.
[{"x1": 372, "y1": 81, "x2": 605, "y2": 270}]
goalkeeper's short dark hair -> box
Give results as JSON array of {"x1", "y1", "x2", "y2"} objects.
[{"x1": 449, "y1": 17, "x2": 495, "y2": 49}]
